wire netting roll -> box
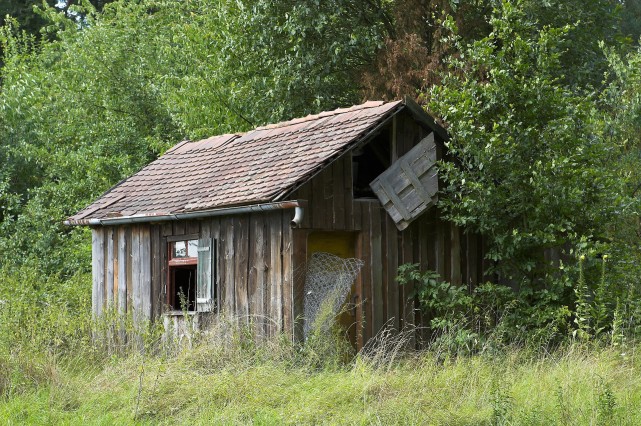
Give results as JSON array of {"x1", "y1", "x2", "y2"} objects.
[{"x1": 303, "y1": 252, "x2": 364, "y2": 339}]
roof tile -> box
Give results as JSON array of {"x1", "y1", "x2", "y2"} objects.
[{"x1": 69, "y1": 100, "x2": 403, "y2": 221}]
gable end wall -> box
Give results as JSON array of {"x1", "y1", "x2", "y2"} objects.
[{"x1": 289, "y1": 110, "x2": 487, "y2": 349}]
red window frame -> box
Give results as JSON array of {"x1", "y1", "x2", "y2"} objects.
[{"x1": 166, "y1": 238, "x2": 198, "y2": 309}]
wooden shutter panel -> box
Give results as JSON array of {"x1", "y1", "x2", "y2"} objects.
[
  {"x1": 370, "y1": 132, "x2": 439, "y2": 230},
  {"x1": 197, "y1": 237, "x2": 214, "y2": 312}
]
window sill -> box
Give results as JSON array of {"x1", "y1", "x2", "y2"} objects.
[{"x1": 164, "y1": 310, "x2": 198, "y2": 316}]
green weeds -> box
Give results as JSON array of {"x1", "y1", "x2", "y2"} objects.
[
  {"x1": 2, "y1": 308, "x2": 641, "y2": 425},
  {"x1": 3, "y1": 257, "x2": 641, "y2": 424}
]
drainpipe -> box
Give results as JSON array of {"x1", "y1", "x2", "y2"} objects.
[
  {"x1": 290, "y1": 206, "x2": 304, "y2": 228},
  {"x1": 64, "y1": 200, "x2": 306, "y2": 227}
]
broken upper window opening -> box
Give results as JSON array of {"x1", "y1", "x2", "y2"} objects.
[
  {"x1": 352, "y1": 132, "x2": 391, "y2": 199},
  {"x1": 369, "y1": 132, "x2": 439, "y2": 231}
]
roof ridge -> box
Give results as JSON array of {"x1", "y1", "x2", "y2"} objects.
[{"x1": 255, "y1": 100, "x2": 391, "y2": 131}]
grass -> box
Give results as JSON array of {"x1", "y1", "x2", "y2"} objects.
[
  {"x1": 2, "y1": 268, "x2": 641, "y2": 424},
  {"x1": 2, "y1": 333, "x2": 641, "y2": 425}
]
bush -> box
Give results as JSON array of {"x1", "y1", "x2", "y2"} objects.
[{"x1": 0, "y1": 265, "x2": 91, "y2": 398}]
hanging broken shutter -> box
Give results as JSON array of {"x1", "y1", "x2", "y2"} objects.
[
  {"x1": 370, "y1": 133, "x2": 439, "y2": 231},
  {"x1": 197, "y1": 237, "x2": 214, "y2": 312}
]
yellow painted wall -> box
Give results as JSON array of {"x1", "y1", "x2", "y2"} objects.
[{"x1": 306, "y1": 231, "x2": 356, "y2": 259}]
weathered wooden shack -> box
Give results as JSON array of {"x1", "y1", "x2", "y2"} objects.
[{"x1": 66, "y1": 99, "x2": 487, "y2": 349}]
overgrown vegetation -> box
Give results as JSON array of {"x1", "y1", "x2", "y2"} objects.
[
  {"x1": 4, "y1": 307, "x2": 641, "y2": 424},
  {"x1": 3, "y1": 0, "x2": 641, "y2": 422},
  {"x1": 3, "y1": 271, "x2": 641, "y2": 425}
]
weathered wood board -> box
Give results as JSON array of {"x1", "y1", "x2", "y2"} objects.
[{"x1": 370, "y1": 132, "x2": 438, "y2": 231}]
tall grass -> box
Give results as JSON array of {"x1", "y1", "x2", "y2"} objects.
[
  {"x1": 3, "y1": 330, "x2": 641, "y2": 424},
  {"x1": 3, "y1": 265, "x2": 641, "y2": 424},
  {"x1": 0, "y1": 266, "x2": 93, "y2": 398}
]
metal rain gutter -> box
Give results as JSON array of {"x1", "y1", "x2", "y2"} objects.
[{"x1": 64, "y1": 200, "x2": 305, "y2": 227}]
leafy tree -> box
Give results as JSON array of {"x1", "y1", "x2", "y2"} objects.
[
  {"x1": 0, "y1": 0, "x2": 115, "y2": 34},
  {"x1": 519, "y1": 0, "x2": 622, "y2": 88},
  {"x1": 362, "y1": 0, "x2": 625, "y2": 101},
  {"x1": 156, "y1": 0, "x2": 391, "y2": 136},
  {"x1": 620, "y1": 0, "x2": 641, "y2": 44},
  {"x1": 429, "y1": 2, "x2": 626, "y2": 286},
  {"x1": 0, "y1": 1, "x2": 117, "y2": 71},
  {"x1": 0, "y1": 0, "x2": 391, "y2": 274},
  {"x1": 0, "y1": 2, "x2": 184, "y2": 273},
  {"x1": 361, "y1": 0, "x2": 493, "y2": 100},
  {"x1": 0, "y1": 1, "x2": 56, "y2": 36}
]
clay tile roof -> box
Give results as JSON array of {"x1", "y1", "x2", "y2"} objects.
[{"x1": 68, "y1": 100, "x2": 403, "y2": 223}]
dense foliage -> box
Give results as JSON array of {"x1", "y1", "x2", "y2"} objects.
[
  {"x1": 404, "y1": 0, "x2": 641, "y2": 348},
  {"x1": 0, "y1": 0, "x2": 390, "y2": 275},
  {"x1": 431, "y1": 4, "x2": 623, "y2": 279}
]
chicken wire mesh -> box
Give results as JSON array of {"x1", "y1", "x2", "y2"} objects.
[{"x1": 303, "y1": 252, "x2": 364, "y2": 339}]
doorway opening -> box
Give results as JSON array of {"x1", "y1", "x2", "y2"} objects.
[{"x1": 306, "y1": 231, "x2": 360, "y2": 349}]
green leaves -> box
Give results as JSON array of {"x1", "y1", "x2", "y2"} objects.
[
  {"x1": 398, "y1": 264, "x2": 472, "y2": 314},
  {"x1": 0, "y1": 0, "x2": 389, "y2": 275},
  {"x1": 430, "y1": 1, "x2": 626, "y2": 285}
]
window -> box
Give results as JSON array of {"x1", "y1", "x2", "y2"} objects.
[
  {"x1": 352, "y1": 133, "x2": 391, "y2": 199},
  {"x1": 166, "y1": 236, "x2": 216, "y2": 313}
]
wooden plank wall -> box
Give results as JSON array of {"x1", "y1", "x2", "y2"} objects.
[
  {"x1": 288, "y1": 109, "x2": 487, "y2": 349},
  {"x1": 92, "y1": 225, "x2": 153, "y2": 323},
  {"x1": 89, "y1": 109, "x2": 486, "y2": 348},
  {"x1": 91, "y1": 211, "x2": 295, "y2": 339},
  {"x1": 91, "y1": 228, "x2": 105, "y2": 318},
  {"x1": 287, "y1": 202, "x2": 486, "y2": 349}
]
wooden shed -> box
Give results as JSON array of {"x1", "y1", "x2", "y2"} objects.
[{"x1": 66, "y1": 99, "x2": 487, "y2": 349}]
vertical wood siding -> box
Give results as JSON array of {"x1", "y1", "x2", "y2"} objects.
[
  {"x1": 91, "y1": 228, "x2": 105, "y2": 318},
  {"x1": 91, "y1": 224, "x2": 154, "y2": 324},
  {"x1": 117, "y1": 227, "x2": 127, "y2": 315},
  {"x1": 269, "y1": 214, "x2": 283, "y2": 335},
  {"x1": 92, "y1": 214, "x2": 295, "y2": 338},
  {"x1": 248, "y1": 215, "x2": 266, "y2": 336},
  {"x1": 235, "y1": 216, "x2": 250, "y2": 321},
  {"x1": 287, "y1": 109, "x2": 487, "y2": 350},
  {"x1": 106, "y1": 228, "x2": 115, "y2": 307},
  {"x1": 281, "y1": 213, "x2": 294, "y2": 338},
  {"x1": 90, "y1": 109, "x2": 484, "y2": 349}
]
